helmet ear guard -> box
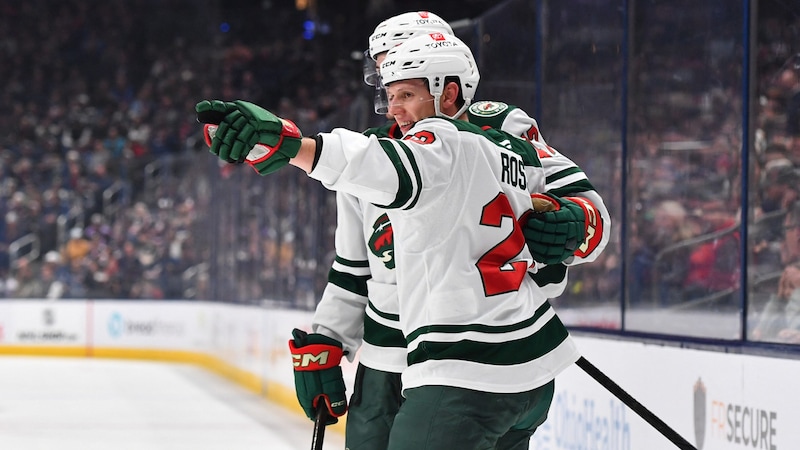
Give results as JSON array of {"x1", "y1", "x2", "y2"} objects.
[{"x1": 379, "y1": 33, "x2": 480, "y2": 119}]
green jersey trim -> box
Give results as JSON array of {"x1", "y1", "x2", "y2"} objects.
[
  {"x1": 395, "y1": 140, "x2": 423, "y2": 210},
  {"x1": 334, "y1": 255, "x2": 369, "y2": 268},
  {"x1": 327, "y1": 267, "x2": 369, "y2": 297},
  {"x1": 375, "y1": 139, "x2": 417, "y2": 209},
  {"x1": 367, "y1": 300, "x2": 400, "y2": 321},
  {"x1": 446, "y1": 118, "x2": 542, "y2": 168},
  {"x1": 364, "y1": 313, "x2": 406, "y2": 348},
  {"x1": 407, "y1": 313, "x2": 569, "y2": 366},
  {"x1": 406, "y1": 301, "x2": 552, "y2": 343},
  {"x1": 545, "y1": 167, "x2": 596, "y2": 192}
]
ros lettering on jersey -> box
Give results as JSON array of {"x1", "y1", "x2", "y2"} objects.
[{"x1": 500, "y1": 152, "x2": 527, "y2": 190}]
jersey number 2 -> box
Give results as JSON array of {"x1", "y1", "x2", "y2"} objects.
[{"x1": 477, "y1": 193, "x2": 528, "y2": 296}]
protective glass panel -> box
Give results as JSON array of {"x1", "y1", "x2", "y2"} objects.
[
  {"x1": 748, "y1": 1, "x2": 800, "y2": 344},
  {"x1": 625, "y1": 0, "x2": 744, "y2": 338}
]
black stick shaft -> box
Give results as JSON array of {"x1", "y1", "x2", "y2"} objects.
[
  {"x1": 311, "y1": 407, "x2": 328, "y2": 450},
  {"x1": 576, "y1": 357, "x2": 697, "y2": 450}
]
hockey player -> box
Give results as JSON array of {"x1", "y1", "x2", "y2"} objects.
[
  {"x1": 313, "y1": 12, "x2": 609, "y2": 450},
  {"x1": 197, "y1": 32, "x2": 600, "y2": 450}
]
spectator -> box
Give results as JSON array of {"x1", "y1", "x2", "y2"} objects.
[
  {"x1": 683, "y1": 202, "x2": 740, "y2": 302},
  {"x1": 779, "y1": 59, "x2": 800, "y2": 139},
  {"x1": 40, "y1": 251, "x2": 66, "y2": 300},
  {"x1": 9, "y1": 258, "x2": 45, "y2": 298},
  {"x1": 752, "y1": 201, "x2": 800, "y2": 343},
  {"x1": 629, "y1": 199, "x2": 700, "y2": 305},
  {"x1": 112, "y1": 240, "x2": 144, "y2": 298},
  {"x1": 62, "y1": 227, "x2": 91, "y2": 265}
]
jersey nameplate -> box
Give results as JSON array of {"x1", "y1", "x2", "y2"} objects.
[{"x1": 469, "y1": 101, "x2": 509, "y2": 117}]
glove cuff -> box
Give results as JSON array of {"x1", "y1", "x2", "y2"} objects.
[
  {"x1": 531, "y1": 193, "x2": 560, "y2": 213},
  {"x1": 289, "y1": 339, "x2": 344, "y2": 371},
  {"x1": 203, "y1": 124, "x2": 217, "y2": 147}
]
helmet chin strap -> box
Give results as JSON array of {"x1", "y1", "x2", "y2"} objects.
[{"x1": 433, "y1": 93, "x2": 471, "y2": 120}]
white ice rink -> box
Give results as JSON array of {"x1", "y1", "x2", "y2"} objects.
[{"x1": 0, "y1": 356, "x2": 345, "y2": 450}]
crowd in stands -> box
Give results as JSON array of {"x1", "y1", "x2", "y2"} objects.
[{"x1": 0, "y1": 0, "x2": 364, "y2": 300}]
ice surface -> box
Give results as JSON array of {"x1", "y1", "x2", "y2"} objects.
[{"x1": 0, "y1": 356, "x2": 345, "y2": 450}]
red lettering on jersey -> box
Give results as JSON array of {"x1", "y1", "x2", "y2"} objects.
[
  {"x1": 525, "y1": 125, "x2": 540, "y2": 143},
  {"x1": 535, "y1": 145, "x2": 559, "y2": 159},
  {"x1": 404, "y1": 130, "x2": 436, "y2": 144},
  {"x1": 430, "y1": 32, "x2": 445, "y2": 41},
  {"x1": 477, "y1": 193, "x2": 528, "y2": 296},
  {"x1": 419, "y1": 12, "x2": 430, "y2": 18}
]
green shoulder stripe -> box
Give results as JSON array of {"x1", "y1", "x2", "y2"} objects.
[
  {"x1": 447, "y1": 118, "x2": 541, "y2": 168},
  {"x1": 363, "y1": 122, "x2": 399, "y2": 138}
]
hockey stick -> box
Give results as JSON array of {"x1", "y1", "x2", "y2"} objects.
[
  {"x1": 310, "y1": 406, "x2": 328, "y2": 450},
  {"x1": 575, "y1": 357, "x2": 697, "y2": 450}
]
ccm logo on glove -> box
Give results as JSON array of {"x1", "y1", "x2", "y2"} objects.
[{"x1": 291, "y1": 344, "x2": 344, "y2": 370}]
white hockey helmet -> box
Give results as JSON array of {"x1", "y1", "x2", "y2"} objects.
[
  {"x1": 368, "y1": 11, "x2": 453, "y2": 61},
  {"x1": 379, "y1": 32, "x2": 480, "y2": 119}
]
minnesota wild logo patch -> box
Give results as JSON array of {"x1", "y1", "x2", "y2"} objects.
[
  {"x1": 369, "y1": 213, "x2": 395, "y2": 269},
  {"x1": 469, "y1": 101, "x2": 509, "y2": 117}
]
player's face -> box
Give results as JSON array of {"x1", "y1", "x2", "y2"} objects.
[{"x1": 385, "y1": 79, "x2": 435, "y2": 135}]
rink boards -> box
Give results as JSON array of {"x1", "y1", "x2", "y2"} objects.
[{"x1": 0, "y1": 299, "x2": 797, "y2": 450}]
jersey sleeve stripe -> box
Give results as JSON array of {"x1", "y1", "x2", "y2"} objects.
[
  {"x1": 374, "y1": 139, "x2": 420, "y2": 210},
  {"x1": 545, "y1": 166, "x2": 587, "y2": 184},
  {"x1": 334, "y1": 255, "x2": 370, "y2": 268},
  {"x1": 367, "y1": 300, "x2": 400, "y2": 321},
  {"x1": 327, "y1": 267, "x2": 370, "y2": 297},
  {"x1": 364, "y1": 313, "x2": 406, "y2": 348},
  {"x1": 547, "y1": 179, "x2": 596, "y2": 197},
  {"x1": 394, "y1": 140, "x2": 424, "y2": 210}
]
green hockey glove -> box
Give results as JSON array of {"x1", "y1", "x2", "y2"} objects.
[
  {"x1": 195, "y1": 99, "x2": 238, "y2": 126},
  {"x1": 523, "y1": 193, "x2": 587, "y2": 265},
  {"x1": 195, "y1": 100, "x2": 303, "y2": 174},
  {"x1": 288, "y1": 328, "x2": 348, "y2": 425}
]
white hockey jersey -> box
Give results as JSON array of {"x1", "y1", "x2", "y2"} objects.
[
  {"x1": 311, "y1": 102, "x2": 610, "y2": 377},
  {"x1": 310, "y1": 117, "x2": 580, "y2": 394}
]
